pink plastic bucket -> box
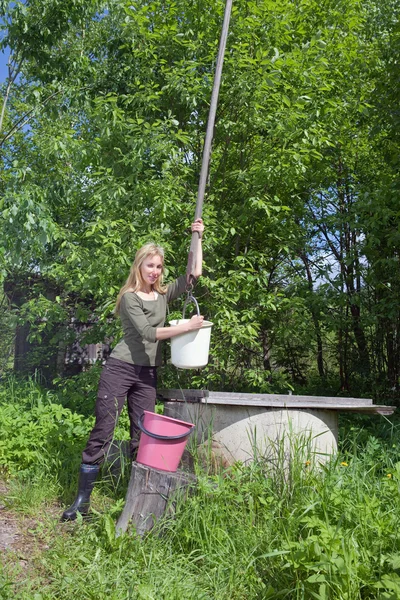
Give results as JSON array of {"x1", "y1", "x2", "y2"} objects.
[{"x1": 136, "y1": 410, "x2": 195, "y2": 472}]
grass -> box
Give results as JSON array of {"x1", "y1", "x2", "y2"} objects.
[{"x1": 1, "y1": 376, "x2": 400, "y2": 599}]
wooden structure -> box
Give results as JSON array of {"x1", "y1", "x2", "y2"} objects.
[
  {"x1": 158, "y1": 389, "x2": 395, "y2": 415},
  {"x1": 116, "y1": 462, "x2": 196, "y2": 536},
  {"x1": 186, "y1": 0, "x2": 233, "y2": 282},
  {"x1": 158, "y1": 390, "x2": 396, "y2": 468}
]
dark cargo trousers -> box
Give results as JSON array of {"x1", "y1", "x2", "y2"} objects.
[{"x1": 82, "y1": 357, "x2": 157, "y2": 465}]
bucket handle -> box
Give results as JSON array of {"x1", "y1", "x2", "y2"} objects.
[
  {"x1": 182, "y1": 293, "x2": 200, "y2": 319},
  {"x1": 138, "y1": 413, "x2": 195, "y2": 441}
]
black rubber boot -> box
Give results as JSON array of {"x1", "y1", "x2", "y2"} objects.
[{"x1": 61, "y1": 464, "x2": 99, "y2": 522}]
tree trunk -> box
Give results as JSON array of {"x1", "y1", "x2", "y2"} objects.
[
  {"x1": 300, "y1": 253, "x2": 325, "y2": 378},
  {"x1": 116, "y1": 462, "x2": 196, "y2": 537}
]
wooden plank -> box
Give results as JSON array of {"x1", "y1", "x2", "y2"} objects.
[
  {"x1": 205, "y1": 400, "x2": 394, "y2": 414},
  {"x1": 162, "y1": 398, "x2": 395, "y2": 415},
  {"x1": 199, "y1": 397, "x2": 374, "y2": 408},
  {"x1": 158, "y1": 390, "x2": 395, "y2": 415},
  {"x1": 205, "y1": 391, "x2": 373, "y2": 405},
  {"x1": 158, "y1": 389, "x2": 373, "y2": 406},
  {"x1": 343, "y1": 406, "x2": 396, "y2": 415}
]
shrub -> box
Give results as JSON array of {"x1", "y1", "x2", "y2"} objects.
[{"x1": 0, "y1": 377, "x2": 92, "y2": 475}]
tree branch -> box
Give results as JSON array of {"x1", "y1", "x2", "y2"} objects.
[
  {"x1": 0, "y1": 85, "x2": 92, "y2": 148},
  {"x1": 0, "y1": 57, "x2": 21, "y2": 136},
  {"x1": 0, "y1": 88, "x2": 64, "y2": 147}
]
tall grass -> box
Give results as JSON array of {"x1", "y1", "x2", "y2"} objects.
[{"x1": 1, "y1": 377, "x2": 400, "y2": 599}]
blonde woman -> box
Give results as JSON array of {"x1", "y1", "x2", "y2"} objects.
[{"x1": 62, "y1": 219, "x2": 204, "y2": 521}]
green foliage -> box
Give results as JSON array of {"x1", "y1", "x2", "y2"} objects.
[
  {"x1": 1, "y1": 379, "x2": 400, "y2": 597},
  {"x1": 3, "y1": 426, "x2": 400, "y2": 599},
  {"x1": 53, "y1": 364, "x2": 102, "y2": 416},
  {"x1": 0, "y1": 377, "x2": 92, "y2": 474},
  {"x1": 1, "y1": 0, "x2": 400, "y2": 397},
  {"x1": 0, "y1": 376, "x2": 131, "y2": 478},
  {"x1": 0, "y1": 293, "x2": 15, "y2": 373}
]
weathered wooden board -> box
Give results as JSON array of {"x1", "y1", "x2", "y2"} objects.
[
  {"x1": 158, "y1": 389, "x2": 373, "y2": 405},
  {"x1": 157, "y1": 389, "x2": 395, "y2": 415},
  {"x1": 116, "y1": 462, "x2": 196, "y2": 537},
  {"x1": 196, "y1": 401, "x2": 394, "y2": 414},
  {"x1": 330, "y1": 405, "x2": 395, "y2": 415}
]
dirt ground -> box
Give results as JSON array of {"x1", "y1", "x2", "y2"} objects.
[
  {"x1": 0, "y1": 481, "x2": 19, "y2": 551},
  {"x1": 0, "y1": 480, "x2": 52, "y2": 580}
]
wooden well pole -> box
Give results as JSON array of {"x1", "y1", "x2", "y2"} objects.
[{"x1": 186, "y1": 0, "x2": 233, "y2": 283}]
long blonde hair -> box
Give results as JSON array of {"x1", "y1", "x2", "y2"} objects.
[{"x1": 115, "y1": 243, "x2": 167, "y2": 313}]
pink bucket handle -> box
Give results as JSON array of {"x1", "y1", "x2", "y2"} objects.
[{"x1": 138, "y1": 413, "x2": 195, "y2": 441}]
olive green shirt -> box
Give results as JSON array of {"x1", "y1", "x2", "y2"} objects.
[{"x1": 110, "y1": 275, "x2": 187, "y2": 367}]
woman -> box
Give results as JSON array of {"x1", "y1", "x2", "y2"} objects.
[{"x1": 62, "y1": 219, "x2": 204, "y2": 521}]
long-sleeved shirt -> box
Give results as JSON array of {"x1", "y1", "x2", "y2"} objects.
[{"x1": 110, "y1": 275, "x2": 187, "y2": 366}]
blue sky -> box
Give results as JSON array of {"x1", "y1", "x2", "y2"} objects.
[
  {"x1": 0, "y1": 8, "x2": 10, "y2": 83},
  {"x1": 1, "y1": 47, "x2": 10, "y2": 83}
]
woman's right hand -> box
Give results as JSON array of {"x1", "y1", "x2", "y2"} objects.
[
  {"x1": 155, "y1": 314, "x2": 204, "y2": 340},
  {"x1": 187, "y1": 315, "x2": 204, "y2": 330}
]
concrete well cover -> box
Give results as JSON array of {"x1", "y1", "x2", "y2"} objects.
[{"x1": 209, "y1": 409, "x2": 338, "y2": 468}]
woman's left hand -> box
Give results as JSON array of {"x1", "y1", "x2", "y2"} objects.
[{"x1": 191, "y1": 218, "x2": 204, "y2": 238}]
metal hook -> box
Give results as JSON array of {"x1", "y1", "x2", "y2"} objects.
[{"x1": 185, "y1": 280, "x2": 194, "y2": 294}]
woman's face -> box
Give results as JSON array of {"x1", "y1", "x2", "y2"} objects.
[{"x1": 140, "y1": 254, "x2": 163, "y2": 288}]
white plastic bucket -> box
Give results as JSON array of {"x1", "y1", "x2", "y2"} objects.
[{"x1": 169, "y1": 319, "x2": 213, "y2": 368}]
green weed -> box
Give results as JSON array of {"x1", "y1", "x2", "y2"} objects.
[{"x1": 1, "y1": 377, "x2": 400, "y2": 599}]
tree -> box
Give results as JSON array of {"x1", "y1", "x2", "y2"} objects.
[{"x1": 1, "y1": 0, "x2": 399, "y2": 399}]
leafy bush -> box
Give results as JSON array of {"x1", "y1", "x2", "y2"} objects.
[
  {"x1": 0, "y1": 377, "x2": 92, "y2": 475},
  {"x1": 0, "y1": 376, "x2": 131, "y2": 477},
  {"x1": 53, "y1": 364, "x2": 102, "y2": 417}
]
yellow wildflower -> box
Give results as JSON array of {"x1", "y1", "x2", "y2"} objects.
[
  {"x1": 340, "y1": 462, "x2": 348, "y2": 467},
  {"x1": 305, "y1": 460, "x2": 311, "y2": 467},
  {"x1": 387, "y1": 473, "x2": 392, "y2": 479}
]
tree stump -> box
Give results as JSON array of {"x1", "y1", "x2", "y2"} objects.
[{"x1": 116, "y1": 462, "x2": 196, "y2": 537}]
